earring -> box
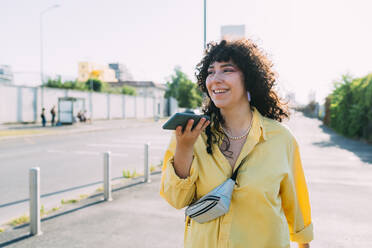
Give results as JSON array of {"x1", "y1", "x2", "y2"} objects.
[{"x1": 247, "y1": 91, "x2": 251, "y2": 102}]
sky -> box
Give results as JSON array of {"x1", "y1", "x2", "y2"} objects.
[{"x1": 1, "y1": 0, "x2": 371, "y2": 104}]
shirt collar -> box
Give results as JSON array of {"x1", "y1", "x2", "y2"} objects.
[{"x1": 251, "y1": 107, "x2": 267, "y2": 142}]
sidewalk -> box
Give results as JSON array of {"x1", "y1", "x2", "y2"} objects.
[
  {"x1": 0, "y1": 118, "x2": 166, "y2": 140},
  {"x1": 0, "y1": 173, "x2": 185, "y2": 248}
]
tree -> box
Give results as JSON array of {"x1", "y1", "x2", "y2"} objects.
[
  {"x1": 85, "y1": 79, "x2": 103, "y2": 92},
  {"x1": 165, "y1": 67, "x2": 203, "y2": 109}
]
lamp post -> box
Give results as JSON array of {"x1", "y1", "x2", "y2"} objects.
[
  {"x1": 40, "y1": 4, "x2": 60, "y2": 108},
  {"x1": 204, "y1": 0, "x2": 207, "y2": 50}
]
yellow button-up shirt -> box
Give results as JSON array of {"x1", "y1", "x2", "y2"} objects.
[{"x1": 160, "y1": 108, "x2": 314, "y2": 248}]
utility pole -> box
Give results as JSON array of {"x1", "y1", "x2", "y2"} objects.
[
  {"x1": 204, "y1": 0, "x2": 207, "y2": 50},
  {"x1": 40, "y1": 4, "x2": 60, "y2": 108}
]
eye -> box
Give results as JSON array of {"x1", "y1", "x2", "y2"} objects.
[
  {"x1": 223, "y1": 67, "x2": 235, "y2": 73},
  {"x1": 207, "y1": 70, "x2": 214, "y2": 75}
]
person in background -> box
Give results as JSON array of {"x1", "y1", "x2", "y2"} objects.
[
  {"x1": 160, "y1": 39, "x2": 313, "y2": 248},
  {"x1": 41, "y1": 108, "x2": 46, "y2": 127},
  {"x1": 50, "y1": 106, "x2": 56, "y2": 126}
]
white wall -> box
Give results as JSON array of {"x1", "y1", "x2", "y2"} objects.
[
  {"x1": 124, "y1": 95, "x2": 135, "y2": 118},
  {"x1": 136, "y1": 96, "x2": 145, "y2": 118},
  {"x1": 91, "y1": 92, "x2": 107, "y2": 119},
  {"x1": 110, "y1": 94, "x2": 122, "y2": 119},
  {"x1": 0, "y1": 85, "x2": 171, "y2": 124},
  {"x1": 0, "y1": 85, "x2": 17, "y2": 123},
  {"x1": 21, "y1": 87, "x2": 36, "y2": 122}
]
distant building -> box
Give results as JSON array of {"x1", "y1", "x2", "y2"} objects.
[
  {"x1": 0, "y1": 65, "x2": 13, "y2": 84},
  {"x1": 78, "y1": 62, "x2": 117, "y2": 83},
  {"x1": 108, "y1": 63, "x2": 133, "y2": 81},
  {"x1": 221, "y1": 25, "x2": 245, "y2": 40},
  {"x1": 108, "y1": 80, "x2": 166, "y2": 98}
]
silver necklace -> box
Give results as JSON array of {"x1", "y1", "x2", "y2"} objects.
[{"x1": 221, "y1": 116, "x2": 253, "y2": 140}]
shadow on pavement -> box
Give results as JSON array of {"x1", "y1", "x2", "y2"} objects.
[
  {"x1": 0, "y1": 200, "x2": 104, "y2": 248},
  {"x1": 313, "y1": 124, "x2": 372, "y2": 164},
  {"x1": 0, "y1": 233, "x2": 32, "y2": 247}
]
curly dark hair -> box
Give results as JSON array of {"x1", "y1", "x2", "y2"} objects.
[{"x1": 196, "y1": 39, "x2": 289, "y2": 155}]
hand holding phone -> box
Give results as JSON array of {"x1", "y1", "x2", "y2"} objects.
[
  {"x1": 162, "y1": 112, "x2": 210, "y2": 130},
  {"x1": 165, "y1": 112, "x2": 211, "y2": 178}
]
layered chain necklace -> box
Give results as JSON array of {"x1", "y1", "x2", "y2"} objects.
[{"x1": 221, "y1": 115, "x2": 253, "y2": 140}]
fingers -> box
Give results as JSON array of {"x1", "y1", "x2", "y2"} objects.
[
  {"x1": 202, "y1": 119, "x2": 210, "y2": 130},
  {"x1": 185, "y1": 119, "x2": 194, "y2": 132},
  {"x1": 176, "y1": 118, "x2": 211, "y2": 136},
  {"x1": 175, "y1": 126, "x2": 183, "y2": 136},
  {"x1": 195, "y1": 118, "x2": 206, "y2": 130}
]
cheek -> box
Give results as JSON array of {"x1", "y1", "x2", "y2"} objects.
[{"x1": 205, "y1": 80, "x2": 212, "y2": 93}]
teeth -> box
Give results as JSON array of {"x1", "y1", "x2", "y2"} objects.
[{"x1": 213, "y1": 89, "x2": 228, "y2": 94}]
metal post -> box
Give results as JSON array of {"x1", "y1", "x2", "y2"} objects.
[
  {"x1": 40, "y1": 12, "x2": 44, "y2": 109},
  {"x1": 144, "y1": 143, "x2": 151, "y2": 183},
  {"x1": 104, "y1": 152, "x2": 112, "y2": 201},
  {"x1": 40, "y1": 4, "x2": 60, "y2": 109},
  {"x1": 29, "y1": 167, "x2": 42, "y2": 236},
  {"x1": 204, "y1": 0, "x2": 207, "y2": 50}
]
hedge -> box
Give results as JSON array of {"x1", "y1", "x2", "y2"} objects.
[{"x1": 327, "y1": 74, "x2": 372, "y2": 141}]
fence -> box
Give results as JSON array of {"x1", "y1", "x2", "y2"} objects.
[{"x1": 0, "y1": 84, "x2": 178, "y2": 124}]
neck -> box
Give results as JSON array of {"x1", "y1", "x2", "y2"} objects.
[{"x1": 220, "y1": 103, "x2": 253, "y2": 136}]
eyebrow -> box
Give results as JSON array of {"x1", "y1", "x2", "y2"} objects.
[{"x1": 208, "y1": 63, "x2": 235, "y2": 69}]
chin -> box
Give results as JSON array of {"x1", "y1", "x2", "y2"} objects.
[{"x1": 212, "y1": 100, "x2": 228, "y2": 109}]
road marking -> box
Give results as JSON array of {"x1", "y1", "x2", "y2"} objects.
[
  {"x1": 47, "y1": 149, "x2": 128, "y2": 157},
  {"x1": 87, "y1": 143, "x2": 166, "y2": 150},
  {"x1": 309, "y1": 178, "x2": 372, "y2": 188}
]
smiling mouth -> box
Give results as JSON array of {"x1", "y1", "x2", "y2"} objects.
[{"x1": 212, "y1": 89, "x2": 229, "y2": 94}]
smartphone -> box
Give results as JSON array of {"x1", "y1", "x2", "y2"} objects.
[{"x1": 162, "y1": 112, "x2": 210, "y2": 130}]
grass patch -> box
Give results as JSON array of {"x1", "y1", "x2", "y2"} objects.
[
  {"x1": 79, "y1": 194, "x2": 89, "y2": 200},
  {"x1": 61, "y1": 199, "x2": 78, "y2": 205},
  {"x1": 0, "y1": 228, "x2": 4, "y2": 232},
  {"x1": 40, "y1": 205, "x2": 45, "y2": 217},
  {"x1": 51, "y1": 207, "x2": 60, "y2": 212},
  {"x1": 123, "y1": 169, "x2": 139, "y2": 178},
  {"x1": 9, "y1": 215, "x2": 29, "y2": 226}
]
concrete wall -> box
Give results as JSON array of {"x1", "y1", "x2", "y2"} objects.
[{"x1": 0, "y1": 85, "x2": 171, "y2": 124}]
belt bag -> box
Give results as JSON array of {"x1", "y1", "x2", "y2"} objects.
[{"x1": 185, "y1": 156, "x2": 248, "y2": 224}]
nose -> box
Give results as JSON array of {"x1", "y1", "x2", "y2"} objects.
[{"x1": 208, "y1": 71, "x2": 223, "y2": 83}]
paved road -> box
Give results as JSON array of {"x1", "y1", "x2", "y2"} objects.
[
  {"x1": 286, "y1": 111, "x2": 372, "y2": 247},
  {"x1": 0, "y1": 112, "x2": 371, "y2": 247},
  {"x1": 0, "y1": 119, "x2": 173, "y2": 225}
]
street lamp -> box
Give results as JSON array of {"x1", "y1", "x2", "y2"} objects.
[
  {"x1": 204, "y1": 0, "x2": 207, "y2": 50},
  {"x1": 40, "y1": 4, "x2": 60, "y2": 108}
]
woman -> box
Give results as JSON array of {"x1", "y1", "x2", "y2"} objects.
[{"x1": 160, "y1": 39, "x2": 313, "y2": 248}]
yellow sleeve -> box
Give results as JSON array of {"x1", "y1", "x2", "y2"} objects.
[
  {"x1": 159, "y1": 134, "x2": 199, "y2": 209},
  {"x1": 281, "y1": 138, "x2": 314, "y2": 244}
]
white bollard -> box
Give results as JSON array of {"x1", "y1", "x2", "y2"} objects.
[
  {"x1": 144, "y1": 143, "x2": 151, "y2": 183},
  {"x1": 104, "y1": 151, "x2": 112, "y2": 201},
  {"x1": 29, "y1": 167, "x2": 42, "y2": 236}
]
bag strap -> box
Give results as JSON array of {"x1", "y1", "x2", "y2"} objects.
[{"x1": 231, "y1": 155, "x2": 249, "y2": 181}]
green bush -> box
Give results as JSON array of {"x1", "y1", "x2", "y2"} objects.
[
  {"x1": 45, "y1": 77, "x2": 138, "y2": 96},
  {"x1": 46, "y1": 77, "x2": 88, "y2": 91},
  {"x1": 328, "y1": 73, "x2": 372, "y2": 139},
  {"x1": 121, "y1": 85, "x2": 137, "y2": 96}
]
